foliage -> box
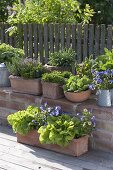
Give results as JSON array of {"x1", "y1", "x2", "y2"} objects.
[
  {"x1": 38, "y1": 108, "x2": 96, "y2": 147},
  {"x1": 64, "y1": 75, "x2": 91, "y2": 92},
  {"x1": 79, "y1": 0, "x2": 113, "y2": 24},
  {"x1": 8, "y1": 102, "x2": 96, "y2": 146},
  {"x1": 89, "y1": 69, "x2": 113, "y2": 90},
  {"x1": 7, "y1": 105, "x2": 48, "y2": 135},
  {"x1": 42, "y1": 71, "x2": 72, "y2": 85},
  {"x1": 0, "y1": 0, "x2": 17, "y2": 22},
  {"x1": 7, "y1": 57, "x2": 45, "y2": 79},
  {"x1": 0, "y1": 43, "x2": 24, "y2": 64},
  {"x1": 7, "y1": 0, "x2": 94, "y2": 25},
  {"x1": 92, "y1": 49, "x2": 113, "y2": 71},
  {"x1": 76, "y1": 56, "x2": 95, "y2": 79},
  {"x1": 7, "y1": 103, "x2": 63, "y2": 135},
  {"x1": 48, "y1": 48, "x2": 76, "y2": 68}
]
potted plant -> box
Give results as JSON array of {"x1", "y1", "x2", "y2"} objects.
[
  {"x1": 41, "y1": 71, "x2": 72, "y2": 99},
  {"x1": 7, "y1": 57, "x2": 45, "y2": 95},
  {"x1": 0, "y1": 43, "x2": 24, "y2": 87},
  {"x1": 90, "y1": 69, "x2": 113, "y2": 107},
  {"x1": 7, "y1": 103, "x2": 96, "y2": 157},
  {"x1": 45, "y1": 48, "x2": 76, "y2": 73},
  {"x1": 64, "y1": 75, "x2": 91, "y2": 102}
]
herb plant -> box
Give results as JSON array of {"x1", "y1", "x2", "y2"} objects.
[
  {"x1": 76, "y1": 56, "x2": 95, "y2": 79},
  {"x1": 0, "y1": 43, "x2": 24, "y2": 64},
  {"x1": 7, "y1": 57, "x2": 45, "y2": 79},
  {"x1": 42, "y1": 71, "x2": 72, "y2": 85},
  {"x1": 48, "y1": 48, "x2": 76, "y2": 68},
  {"x1": 64, "y1": 75, "x2": 91, "y2": 92}
]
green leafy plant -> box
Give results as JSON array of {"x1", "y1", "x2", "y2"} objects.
[
  {"x1": 76, "y1": 56, "x2": 95, "y2": 79},
  {"x1": 38, "y1": 108, "x2": 96, "y2": 147},
  {"x1": 8, "y1": 103, "x2": 96, "y2": 147},
  {"x1": 7, "y1": 105, "x2": 48, "y2": 135},
  {"x1": 64, "y1": 75, "x2": 91, "y2": 92},
  {"x1": 7, "y1": 57, "x2": 45, "y2": 79},
  {"x1": 48, "y1": 48, "x2": 76, "y2": 68},
  {"x1": 42, "y1": 71, "x2": 72, "y2": 85},
  {"x1": 8, "y1": 0, "x2": 94, "y2": 25},
  {"x1": 0, "y1": 43, "x2": 24, "y2": 64},
  {"x1": 92, "y1": 48, "x2": 113, "y2": 71}
]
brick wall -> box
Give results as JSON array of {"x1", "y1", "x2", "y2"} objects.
[{"x1": 0, "y1": 87, "x2": 113, "y2": 153}]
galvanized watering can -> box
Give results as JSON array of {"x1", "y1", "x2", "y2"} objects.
[
  {"x1": 97, "y1": 90, "x2": 111, "y2": 107},
  {"x1": 0, "y1": 63, "x2": 11, "y2": 87}
]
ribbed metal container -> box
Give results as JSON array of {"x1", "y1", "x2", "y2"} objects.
[
  {"x1": 98, "y1": 90, "x2": 111, "y2": 107},
  {"x1": 0, "y1": 63, "x2": 10, "y2": 87}
]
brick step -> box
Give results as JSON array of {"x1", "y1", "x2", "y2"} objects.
[{"x1": 0, "y1": 87, "x2": 113, "y2": 153}]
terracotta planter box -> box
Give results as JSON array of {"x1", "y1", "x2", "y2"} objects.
[
  {"x1": 17, "y1": 130, "x2": 88, "y2": 157},
  {"x1": 41, "y1": 81, "x2": 64, "y2": 99},
  {"x1": 9, "y1": 75, "x2": 42, "y2": 95},
  {"x1": 64, "y1": 89, "x2": 91, "y2": 102}
]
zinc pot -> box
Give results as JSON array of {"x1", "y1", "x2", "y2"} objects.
[
  {"x1": 0, "y1": 63, "x2": 10, "y2": 87},
  {"x1": 97, "y1": 90, "x2": 111, "y2": 107},
  {"x1": 41, "y1": 81, "x2": 64, "y2": 99},
  {"x1": 64, "y1": 89, "x2": 91, "y2": 102},
  {"x1": 9, "y1": 75, "x2": 42, "y2": 95},
  {"x1": 17, "y1": 130, "x2": 88, "y2": 157}
]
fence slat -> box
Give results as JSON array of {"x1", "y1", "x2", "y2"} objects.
[
  {"x1": 5, "y1": 24, "x2": 9, "y2": 44},
  {"x1": 66, "y1": 24, "x2": 71, "y2": 49},
  {"x1": 24, "y1": 24, "x2": 28, "y2": 57},
  {"x1": 94, "y1": 25, "x2": 100, "y2": 58},
  {"x1": 61, "y1": 24, "x2": 65, "y2": 50},
  {"x1": 107, "y1": 25, "x2": 112, "y2": 50},
  {"x1": 38, "y1": 24, "x2": 44, "y2": 64},
  {"x1": 100, "y1": 24, "x2": 106, "y2": 54},
  {"x1": 1, "y1": 23, "x2": 5, "y2": 43},
  {"x1": 49, "y1": 24, "x2": 54, "y2": 53},
  {"x1": 55, "y1": 24, "x2": 59, "y2": 52},
  {"x1": 34, "y1": 24, "x2": 38, "y2": 59},
  {"x1": 28, "y1": 24, "x2": 33, "y2": 58},
  {"x1": 77, "y1": 24, "x2": 82, "y2": 63},
  {"x1": 18, "y1": 24, "x2": 23, "y2": 49},
  {"x1": 44, "y1": 24, "x2": 49, "y2": 63},
  {"x1": 89, "y1": 24, "x2": 94, "y2": 57},
  {"x1": 83, "y1": 24, "x2": 88, "y2": 60},
  {"x1": 72, "y1": 25, "x2": 76, "y2": 51}
]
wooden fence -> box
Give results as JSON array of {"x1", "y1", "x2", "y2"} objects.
[{"x1": 0, "y1": 23, "x2": 113, "y2": 63}]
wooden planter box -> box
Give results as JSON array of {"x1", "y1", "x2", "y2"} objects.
[
  {"x1": 17, "y1": 130, "x2": 88, "y2": 157},
  {"x1": 9, "y1": 75, "x2": 42, "y2": 95},
  {"x1": 41, "y1": 81, "x2": 64, "y2": 99}
]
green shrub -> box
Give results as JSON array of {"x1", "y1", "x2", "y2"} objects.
[
  {"x1": 64, "y1": 75, "x2": 91, "y2": 92},
  {"x1": 42, "y1": 71, "x2": 72, "y2": 84},
  {"x1": 48, "y1": 48, "x2": 76, "y2": 68},
  {"x1": 7, "y1": 57, "x2": 45, "y2": 79},
  {"x1": 0, "y1": 43, "x2": 24, "y2": 64}
]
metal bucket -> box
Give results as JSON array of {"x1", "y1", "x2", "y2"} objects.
[
  {"x1": 97, "y1": 90, "x2": 111, "y2": 107},
  {"x1": 0, "y1": 63, "x2": 11, "y2": 87}
]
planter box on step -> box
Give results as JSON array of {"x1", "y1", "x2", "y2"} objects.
[
  {"x1": 17, "y1": 130, "x2": 88, "y2": 157},
  {"x1": 41, "y1": 81, "x2": 64, "y2": 99},
  {"x1": 9, "y1": 75, "x2": 42, "y2": 95}
]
